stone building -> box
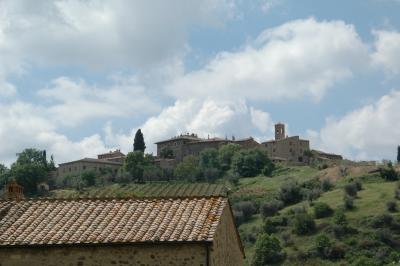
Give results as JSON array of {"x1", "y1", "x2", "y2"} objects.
[
  {"x1": 0, "y1": 196, "x2": 244, "y2": 266},
  {"x1": 262, "y1": 123, "x2": 310, "y2": 163},
  {"x1": 155, "y1": 133, "x2": 261, "y2": 162},
  {"x1": 56, "y1": 158, "x2": 123, "y2": 180},
  {"x1": 97, "y1": 149, "x2": 126, "y2": 163}
]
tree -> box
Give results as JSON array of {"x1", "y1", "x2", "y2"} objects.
[
  {"x1": 10, "y1": 149, "x2": 52, "y2": 194},
  {"x1": 231, "y1": 148, "x2": 272, "y2": 177},
  {"x1": 81, "y1": 170, "x2": 97, "y2": 187},
  {"x1": 173, "y1": 155, "x2": 201, "y2": 181},
  {"x1": 199, "y1": 148, "x2": 221, "y2": 182},
  {"x1": 133, "y1": 129, "x2": 146, "y2": 152},
  {"x1": 252, "y1": 233, "x2": 285, "y2": 266},
  {"x1": 218, "y1": 143, "x2": 240, "y2": 171},
  {"x1": 0, "y1": 164, "x2": 10, "y2": 189},
  {"x1": 398, "y1": 146, "x2": 400, "y2": 164},
  {"x1": 124, "y1": 151, "x2": 146, "y2": 182},
  {"x1": 160, "y1": 148, "x2": 174, "y2": 159}
]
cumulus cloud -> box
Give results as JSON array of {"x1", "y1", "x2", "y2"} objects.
[
  {"x1": 38, "y1": 77, "x2": 161, "y2": 126},
  {"x1": 0, "y1": 102, "x2": 110, "y2": 165},
  {"x1": 372, "y1": 30, "x2": 400, "y2": 74},
  {"x1": 102, "y1": 100, "x2": 275, "y2": 154},
  {"x1": 167, "y1": 18, "x2": 369, "y2": 102},
  {"x1": 313, "y1": 90, "x2": 400, "y2": 161},
  {"x1": 0, "y1": 0, "x2": 235, "y2": 70}
]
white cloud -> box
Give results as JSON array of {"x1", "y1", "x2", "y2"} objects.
[
  {"x1": 167, "y1": 18, "x2": 369, "y2": 102},
  {"x1": 0, "y1": 0, "x2": 235, "y2": 70},
  {"x1": 38, "y1": 77, "x2": 161, "y2": 126},
  {"x1": 102, "y1": 100, "x2": 275, "y2": 154},
  {"x1": 314, "y1": 90, "x2": 400, "y2": 161},
  {"x1": 260, "y1": 0, "x2": 284, "y2": 13},
  {"x1": 0, "y1": 102, "x2": 111, "y2": 166},
  {"x1": 372, "y1": 30, "x2": 400, "y2": 74}
]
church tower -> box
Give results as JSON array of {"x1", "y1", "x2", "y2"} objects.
[{"x1": 275, "y1": 123, "x2": 285, "y2": 140}]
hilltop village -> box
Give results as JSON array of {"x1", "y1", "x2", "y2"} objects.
[{"x1": 54, "y1": 123, "x2": 342, "y2": 183}]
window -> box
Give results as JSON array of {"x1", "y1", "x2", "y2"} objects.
[
  {"x1": 289, "y1": 148, "x2": 292, "y2": 153},
  {"x1": 273, "y1": 149, "x2": 276, "y2": 152},
  {"x1": 69, "y1": 167, "x2": 71, "y2": 172},
  {"x1": 83, "y1": 165, "x2": 86, "y2": 170}
]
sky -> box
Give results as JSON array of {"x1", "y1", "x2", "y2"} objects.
[{"x1": 0, "y1": 0, "x2": 400, "y2": 165}]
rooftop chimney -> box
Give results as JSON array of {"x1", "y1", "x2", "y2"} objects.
[{"x1": 4, "y1": 180, "x2": 24, "y2": 201}]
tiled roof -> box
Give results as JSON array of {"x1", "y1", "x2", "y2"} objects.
[
  {"x1": 0, "y1": 197, "x2": 227, "y2": 247},
  {"x1": 59, "y1": 158, "x2": 123, "y2": 166}
]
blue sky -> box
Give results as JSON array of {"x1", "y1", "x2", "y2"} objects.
[{"x1": 0, "y1": 0, "x2": 400, "y2": 165}]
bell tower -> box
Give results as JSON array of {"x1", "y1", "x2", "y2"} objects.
[{"x1": 275, "y1": 123, "x2": 285, "y2": 140}]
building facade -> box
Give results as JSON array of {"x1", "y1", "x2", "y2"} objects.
[
  {"x1": 263, "y1": 124, "x2": 310, "y2": 163},
  {"x1": 155, "y1": 133, "x2": 261, "y2": 162},
  {"x1": 0, "y1": 196, "x2": 244, "y2": 266},
  {"x1": 56, "y1": 158, "x2": 122, "y2": 180}
]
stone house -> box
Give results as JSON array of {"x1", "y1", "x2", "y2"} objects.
[
  {"x1": 97, "y1": 149, "x2": 126, "y2": 163},
  {"x1": 56, "y1": 158, "x2": 123, "y2": 181},
  {"x1": 262, "y1": 123, "x2": 310, "y2": 163},
  {"x1": 155, "y1": 133, "x2": 261, "y2": 162},
  {"x1": 0, "y1": 196, "x2": 244, "y2": 266}
]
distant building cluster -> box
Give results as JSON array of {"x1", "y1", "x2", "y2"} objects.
[{"x1": 53, "y1": 123, "x2": 342, "y2": 180}]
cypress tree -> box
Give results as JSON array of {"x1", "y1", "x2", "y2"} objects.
[
  {"x1": 397, "y1": 145, "x2": 400, "y2": 164},
  {"x1": 133, "y1": 129, "x2": 146, "y2": 152}
]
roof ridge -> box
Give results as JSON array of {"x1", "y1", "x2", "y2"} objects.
[{"x1": 0, "y1": 195, "x2": 227, "y2": 202}]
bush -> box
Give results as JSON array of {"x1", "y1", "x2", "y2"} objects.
[
  {"x1": 344, "y1": 183, "x2": 358, "y2": 197},
  {"x1": 293, "y1": 213, "x2": 316, "y2": 235},
  {"x1": 333, "y1": 211, "x2": 348, "y2": 227},
  {"x1": 343, "y1": 194, "x2": 355, "y2": 210},
  {"x1": 252, "y1": 233, "x2": 285, "y2": 266},
  {"x1": 263, "y1": 219, "x2": 278, "y2": 234},
  {"x1": 387, "y1": 201, "x2": 398, "y2": 212},
  {"x1": 260, "y1": 200, "x2": 284, "y2": 218},
  {"x1": 395, "y1": 189, "x2": 400, "y2": 200},
  {"x1": 287, "y1": 206, "x2": 307, "y2": 215},
  {"x1": 315, "y1": 233, "x2": 332, "y2": 258},
  {"x1": 321, "y1": 179, "x2": 334, "y2": 192},
  {"x1": 279, "y1": 181, "x2": 303, "y2": 205},
  {"x1": 380, "y1": 165, "x2": 398, "y2": 181},
  {"x1": 327, "y1": 244, "x2": 346, "y2": 259},
  {"x1": 370, "y1": 214, "x2": 393, "y2": 228},
  {"x1": 233, "y1": 201, "x2": 256, "y2": 223},
  {"x1": 304, "y1": 188, "x2": 322, "y2": 202},
  {"x1": 376, "y1": 228, "x2": 398, "y2": 247},
  {"x1": 354, "y1": 179, "x2": 363, "y2": 191},
  {"x1": 314, "y1": 202, "x2": 334, "y2": 219}
]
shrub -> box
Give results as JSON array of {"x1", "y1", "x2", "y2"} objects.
[
  {"x1": 233, "y1": 210, "x2": 244, "y2": 225},
  {"x1": 395, "y1": 189, "x2": 400, "y2": 200},
  {"x1": 287, "y1": 206, "x2": 307, "y2": 215},
  {"x1": 315, "y1": 234, "x2": 332, "y2": 258},
  {"x1": 233, "y1": 201, "x2": 256, "y2": 223},
  {"x1": 354, "y1": 179, "x2": 363, "y2": 191},
  {"x1": 314, "y1": 202, "x2": 334, "y2": 219},
  {"x1": 370, "y1": 214, "x2": 393, "y2": 228},
  {"x1": 281, "y1": 232, "x2": 293, "y2": 246},
  {"x1": 321, "y1": 179, "x2": 334, "y2": 192},
  {"x1": 387, "y1": 201, "x2": 398, "y2": 212},
  {"x1": 263, "y1": 219, "x2": 277, "y2": 234},
  {"x1": 260, "y1": 200, "x2": 284, "y2": 218},
  {"x1": 376, "y1": 228, "x2": 398, "y2": 247},
  {"x1": 279, "y1": 181, "x2": 303, "y2": 205},
  {"x1": 293, "y1": 213, "x2": 316, "y2": 235},
  {"x1": 333, "y1": 211, "x2": 348, "y2": 227},
  {"x1": 343, "y1": 194, "x2": 355, "y2": 210},
  {"x1": 327, "y1": 244, "x2": 346, "y2": 259},
  {"x1": 252, "y1": 233, "x2": 285, "y2": 266},
  {"x1": 344, "y1": 183, "x2": 358, "y2": 197},
  {"x1": 380, "y1": 165, "x2": 398, "y2": 181},
  {"x1": 305, "y1": 188, "x2": 323, "y2": 202}
]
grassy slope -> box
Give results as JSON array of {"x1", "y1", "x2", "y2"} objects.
[{"x1": 238, "y1": 168, "x2": 398, "y2": 265}]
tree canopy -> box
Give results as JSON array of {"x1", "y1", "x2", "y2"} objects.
[{"x1": 133, "y1": 129, "x2": 146, "y2": 152}]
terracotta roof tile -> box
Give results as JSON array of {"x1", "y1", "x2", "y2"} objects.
[{"x1": 0, "y1": 197, "x2": 227, "y2": 247}]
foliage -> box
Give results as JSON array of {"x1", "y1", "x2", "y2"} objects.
[
  {"x1": 262, "y1": 161, "x2": 276, "y2": 177},
  {"x1": 344, "y1": 183, "x2": 358, "y2": 197},
  {"x1": 343, "y1": 194, "x2": 355, "y2": 210},
  {"x1": 387, "y1": 201, "x2": 398, "y2": 212},
  {"x1": 252, "y1": 233, "x2": 285, "y2": 266},
  {"x1": 379, "y1": 163, "x2": 398, "y2": 181},
  {"x1": 260, "y1": 199, "x2": 284, "y2": 218},
  {"x1": 81, "y1": 170, "x2": 96, "y2": 186},
  {"x1": 218, "y1": 143, "x2": 240, "y2": 171},
  {"x1": 124, "y1": 151, "x2": 146, "y2": 182},
  {"x1": 9, "y1": 149, "x2": 54, "y2": 194},
  {"x1": 315, "y1": 233, "x2": 332, "y2": 258},
  {"x1": 133, "y1": 129, "x2": 146, "y2": 152},
  {"x1": 321, "y1": 179, "x2": 334, "y2": 192},
  {"x1": 160, "y1": 148, "x2": 174, "y2": 159},
  {"x1": 293, "y1": 213, "x2": 316, "y2": 235},
  {"x1": 233, "y1": 201, "x2": 257, "y2": 223},
  {"x1": 173, "y1": 155, "x2": 201, "y2": 181},
  {"x1": 278, "y1": 181, "x2": 303, "y2": 205},
  {"x1": 333, "y1": 211, "x2": 348, "y2": 227},
  {"x1": 0, "y1": 164, "x2": 10, "y2": 189},
  {"x1": 231, "y1": 148, "x2": 272, "y2": 177},
  {"x1": 313, "y1": 202, "x2": 333, "y2": 219},
  {"x1": 199, "y1": 148, "x2": 221, "y2": 182}
]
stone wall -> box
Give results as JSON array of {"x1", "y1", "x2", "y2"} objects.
[
  {"x1": 264, "y1": 136, "x2": 310, "y2": 163},
  {"x1": 209, "y1": 204, "x2": 244, "y2": 266},
  {"x1": 57, "y1": 161, "x2": 122, "y2": 181},
  {"x1": 0, "y1": 243, "x2": 208, "y2": 266}
]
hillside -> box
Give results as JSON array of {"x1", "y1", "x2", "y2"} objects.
[{"x1": 47, "y1": 163, "x2": 398, "y2": 265}]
